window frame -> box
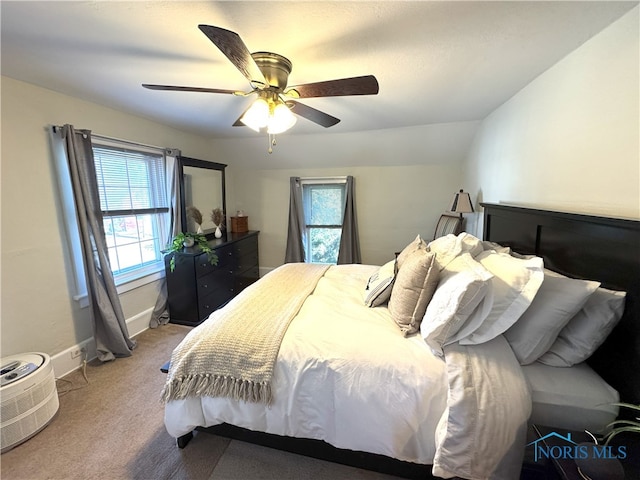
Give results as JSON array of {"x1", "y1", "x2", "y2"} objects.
[
  {"x1": 300, "y1": 177, "x2": 347, "y2": 264},
  {"x1": 92, "y1": 138, "x2": 170, "y2": 287},
  {"x1": 52, "y1": 130, "x2": 170, "y2": 307}
]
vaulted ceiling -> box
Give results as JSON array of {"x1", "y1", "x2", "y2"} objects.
[{"x1": 1, "y1": 1, "x2": 636, "y2": 138}]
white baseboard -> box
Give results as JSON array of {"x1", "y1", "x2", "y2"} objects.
[
  {"x1": 259, "y1": 266, "x2": 275, "y2": 277},
  {"x1": 51, "y1": 307, "x2": 153, "y2": 379},
  {"x1": 127, "y1": 307, "x2": 153, "y2": 338},
  {"x1": 51, "y1": 338, "x2": 96, "y2": 380}
]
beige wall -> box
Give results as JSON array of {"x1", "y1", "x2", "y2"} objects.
[
  {"x1": 0, "y1": 77, "x2": 214, "y2": 359},
  {"x1": 216, "y1": 124, "x2": 475, "y2": 268},
  {"x1": 229, "y1": 164, "x2": 462, "y2": 269},
  {"x1": 463, "y1": 6, "x2": 639, "y2": 236}
]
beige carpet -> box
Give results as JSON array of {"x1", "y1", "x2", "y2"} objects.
[
  {"x1": 1, "y1": 323, "x2": 229, "y2": 480},
  {"x1": 1, "y1": 323, "x2": 404, "y2": 480}
]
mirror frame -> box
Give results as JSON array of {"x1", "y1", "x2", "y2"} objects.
[{"x1": 178, "y1": 156, "x2": 227, "y2": 238}]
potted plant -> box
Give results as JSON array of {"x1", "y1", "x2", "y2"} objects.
[
  {"x1": 210, "y1": 207, "x2": 225, "y2": 238},
  {"x1": 602, "y1": 402, "x2": 640, "y2": 445},
  {"x1": 163, "y1": 232, "x2": 218, "y2": 272},
  {"x1": 576, "y1": 402, "x2": 640, "y2": 479}
]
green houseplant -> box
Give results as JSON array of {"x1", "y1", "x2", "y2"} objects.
[
  {"x1": 163, "y1": 232, "x2": 218, "y2": 272},
  {"x1": 574, "y1": 402, "x2": 640, "y2": 480},
  {"x1": 602, "y1": 402, "x2": 640, "y2": 445}
]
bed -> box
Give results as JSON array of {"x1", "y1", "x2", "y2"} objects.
[{"x1": 162, "y1": 203, "x2": 639, "y2": 479}]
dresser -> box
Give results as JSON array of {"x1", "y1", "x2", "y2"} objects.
[{"x1": 164, "y1": 231, "x2": 260, "y2": 326}]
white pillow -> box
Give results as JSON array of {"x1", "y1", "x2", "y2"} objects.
[
  {"x1": 481, "y1": 241, "x2": 512, "y2": 254},
  {"x1": 363, "y1": 260, "x2": 396, "y2": 307},
  {"x1": 458, "y1": 250, "x2": 544, "y2": 345},
  {"x1": 537, "y1": 286, "x2": 626, "y2": 367},
  {"x1": 457, "y1": 232, "x2": 485, "y2": 258},
  {"x1": 446, "y1": 283, "x2": 494, "y2": 345},
  {"x1": 503, "y1": 272, "x2": 600, "y2": 365},
  {"x1": 420, "y1": 253, "x2": 493, "y2": 356},
  {"x1": 427, "y1": 232, "x2": 484, "y2": 270}
]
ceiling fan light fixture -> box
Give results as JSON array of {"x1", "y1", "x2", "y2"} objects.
[
  {"x1": 267, "y1": 102, "x2": 297, "y2": 134},
  {"x1": 240, "y1": 97, "x2": 269, "y2": 132},
  {"x1": 145, "y1": 26, "x2": 380, "y2": 152}
]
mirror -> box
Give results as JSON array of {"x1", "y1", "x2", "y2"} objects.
[{"x1": 178, "y1": 156, "x2": 227, "y2": 238}]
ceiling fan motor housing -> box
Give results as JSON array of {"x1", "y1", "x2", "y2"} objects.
[{"x1": 251, "y1": 52, "x2": 292, "y2": 90}]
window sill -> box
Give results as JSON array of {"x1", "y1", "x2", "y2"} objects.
[{"x1": 73, "y1": 267, "x2": 165, "y2": 308}]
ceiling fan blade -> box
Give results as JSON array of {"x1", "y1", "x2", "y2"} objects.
[
  {"x1": 142, "y1": 84, "x2": 237, "y2": 94},
  {"x1": 285, "y1": 75, "x2": 379, "y2": 99},
  {"x1": 286, "y1": 101, "x2": 340, "y2": 128},
  {"x1": 198, "y1": 25, "x2": 267, "y2": 85}
]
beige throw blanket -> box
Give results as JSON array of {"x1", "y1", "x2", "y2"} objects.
[{"x1": 161, "y1": 263, "x2": 330, "y2": 404}]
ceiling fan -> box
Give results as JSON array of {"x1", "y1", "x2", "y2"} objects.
[{"x1": 143, "y1": 25, "x2": 379, "y2": 151}]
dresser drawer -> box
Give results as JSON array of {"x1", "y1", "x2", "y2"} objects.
[
  {"x1": 195, "y1": 244, "x2": 232, "y2": 277},
  {"x1": 234, "y1": 246, "x2": 258, "y2": 273},
  {"x1": 233, "y1": 235, "x2": 258, "y2": 257},
  {"x1": 198, "y1": 289, "x2": 234, "y2": 320},
  {"x1": 197, "y1": 270, "x2": 232, "y2": 295},
  {"x1": 234, "y1": 266, "x2": 260, "y2": 292},
  {"x1": 197, "y1": 270, "x2": 233, "y2": 319}
]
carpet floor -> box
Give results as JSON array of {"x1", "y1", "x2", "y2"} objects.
[{"x1": 0, "y1": 324, "x2": 403, "y2": 480}]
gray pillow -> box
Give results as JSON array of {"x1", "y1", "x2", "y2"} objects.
[
  {"x1": 538, "y1": 286, "x2": 626, "y2": 366},
  {"x1": 388, "y1": 249, "x2": 439, "y2": 336},
  {"x1": 504, "y1": 272, "x2": 600, "y2": 365}
]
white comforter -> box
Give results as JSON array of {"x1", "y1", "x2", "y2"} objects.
[{"x1": 164, "y1": 264, "x2": 530, "y2": 479}]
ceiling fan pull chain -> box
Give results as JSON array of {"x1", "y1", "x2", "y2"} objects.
[{"x1": 268, "y1": 134, "x2": 276, "y2": 154}]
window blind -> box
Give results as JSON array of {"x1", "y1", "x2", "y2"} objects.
[{"x1": 93, "y1": 146, "x2": 168, "y2": 216}]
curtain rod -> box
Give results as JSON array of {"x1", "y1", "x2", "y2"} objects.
[
  {"x1": 52, "y1": 125, "x2": 165, "y2": 152},
  {"x1": 300, "y1": 176, "x2": 348, "y2": 183}
]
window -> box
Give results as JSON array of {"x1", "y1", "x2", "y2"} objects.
[
  {"x1": 302, "y1": 179, "x2": 346, "y2": 264},
  {"x1": 92, "y1": 139, "x2": 169, "y2": 285}
]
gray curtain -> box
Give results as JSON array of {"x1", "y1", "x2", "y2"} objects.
[
  {"x1": 337, "y1": 175, "x2": 362, "y2": 264},
  {"x1": 284, "y1": 177, "x2": 306, "y2": 263},
  {"x1": 58, "y1": 125, "x2": 136, "y2": 361},
  {"x1": 149, "y1": 149, "x2": 182, "y2": 328}
]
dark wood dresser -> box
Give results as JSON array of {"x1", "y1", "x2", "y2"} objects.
[{"x1": 164, "y1": 231, "x2": 260, "y2": 326}]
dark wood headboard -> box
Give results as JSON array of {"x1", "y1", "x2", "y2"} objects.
[{"x1": 482, "y1": 203, "x2": 640, "y2": 405}]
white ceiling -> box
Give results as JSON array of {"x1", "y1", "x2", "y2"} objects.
[{"x1": 1, "y1": 1, "x2": 637, "y2": 139}]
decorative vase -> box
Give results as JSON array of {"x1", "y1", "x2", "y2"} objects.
[
  {"x1": 196, "y1": 224, "x2": 203, "y2": 234},
  {"x1": 183, "y1": 237, "x2": 195, "y2": 247},
  {"x1": 215, "y1": 226, "x2": 223, "y2": 238}
]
